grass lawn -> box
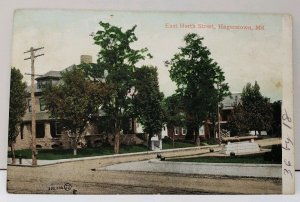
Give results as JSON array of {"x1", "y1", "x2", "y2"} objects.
[
  {"x1": 162, "y1": 139, "x2": 218, "y2": 150},
  {"x1": 162, "y1": 141, "x2": 196, "y2": 150},
  {"x1": 166, "y1": 154, "x2": 281, "y2": 164},
  {"x1": 8, "y1": 145, "x2": 149, "y2": 160}
]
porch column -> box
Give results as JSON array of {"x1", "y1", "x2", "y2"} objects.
[{"x1": 44, "y1": 122, "x2": 52, "y2": 139}]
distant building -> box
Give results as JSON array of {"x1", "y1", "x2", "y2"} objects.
[{"x1": 220, "y1": 92, "x2": 242, "y2": 123}]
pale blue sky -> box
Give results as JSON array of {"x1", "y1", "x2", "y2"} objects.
[{"x1": 12, "y1": 10, "x2": 286, "y2": 101}]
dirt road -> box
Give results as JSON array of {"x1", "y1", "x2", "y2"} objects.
[{"x1": 7, "y1": 150, "x2": 282, "y2": 194}]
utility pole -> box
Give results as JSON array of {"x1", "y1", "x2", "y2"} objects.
[
  {"x1": 24, "y1": 47, "x2": 44, "y2": 166},
  {"x1": 217, "y1": 83, "x2": 221, "y2": 146}
]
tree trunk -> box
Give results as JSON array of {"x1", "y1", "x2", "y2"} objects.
[
  {"x1": 11, "y1": 144, "x2": 16, "y2": 164},
  {"x1": 147, "y1": 134, "x2": 152, "y2": 150},
  {"x1": 114, "y1": 125, "x2": 120, "y2": 154},
  {"x1": 196, "y1": 136, "x2": 200, "y2": 146},
  {"x1": 73, "y1": 136, "x2": 78, "y2": 156},
  {"x1": 194, "y1": 126, "x2": 200, "y2": 146}
]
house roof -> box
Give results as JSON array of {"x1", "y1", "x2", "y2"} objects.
[
  {"x1": 26, "y1": 65, "x2": 78, "y2": 94},
  {"x1": 36, "y1": 71, "x2": 61, "y2": 80},
  {"x1": 221, "y1": 93, "x2": 242, "y2": 109}
]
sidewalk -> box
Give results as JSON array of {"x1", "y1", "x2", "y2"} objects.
[
  {"x1": 7, "y1": 138, "x2": 281, "y2": 167},
  {"x1": 7, "y1": 144, "x2": 221, "y2": 167},
  {"x1": 100, "y1": 159, "x2": 282, "y2": 178},
  {"x1": 7, "y1": 158, "x2": 76, "y2": 166}
]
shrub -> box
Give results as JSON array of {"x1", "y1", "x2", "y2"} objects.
[
  {"x1": 162, "y1": 136, "x2": 172, "y2": 144},
  {"x1": 264, "y1": 144, "x2": 282, "y2": 163}
]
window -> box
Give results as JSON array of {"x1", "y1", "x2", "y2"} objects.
[
  {"x1": 37, "y1": 80, "x2": 52, "y2": 89},
  {"x1": 36, "y1": 122, "x2": 45, "y2": 138},
  {"x1": 50, "y1": 121, "x2": 63, "y2": 137},
  {"x1": 28, "y1": 99, "x2": 32, "y2": 112},
  {"x1": 182, "y1": 128, "x2": 187, "y2": 136},
  {"x1": 52, "y1": 80, "x2": 58, "y2": 85},
  {"x1": 40, "y1": 98, "x2": 46, "y2": 111},
  {"x1": 56, "y1": 122, "x2": 63, "y2": 135},
  {"x1": 37, "y1": 81, "x2": 42, "y2": 89},
  {"x1": 175, "y1": 127, "x2": 179, "y2": 135},
  {"x1": 50, "y1": 122, "x2": 56, "y2": 137}
]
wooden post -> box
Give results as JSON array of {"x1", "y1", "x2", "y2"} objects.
[
  {"x1": 24, "y1": 46, "x2": 44, "y2": 166},
  {"x1": 217, "y1": 83, "x2": 221, "y2": 146}
]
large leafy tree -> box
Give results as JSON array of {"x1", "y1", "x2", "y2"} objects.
[
  {"x1": 225, "y1": 103, "x2": 250, "y2": 135},
  {"x1": 9, "y1": 67, "x2": 27, "y2": 164},
  {"x1": 89, "y1": 21, "x2": 152, "y2": 154},
  {"x1": 43, "y1": 68, "x2": 111, "y2": 155},
  {"x1": 226, "y1": 82, "x2": 273, "y2": 136},
  {"x1": 133, "y1": 66, "x2": 165, "y2": 148},
  {"x1": 241, "y1": 81, "x2": 273, "y2": 135},
  {"x1": 163, "y1": 94, "x2": 186, "y2": 138},
  {"x1": 168, "y1": 33, "x2": 230, "y2": 145}
]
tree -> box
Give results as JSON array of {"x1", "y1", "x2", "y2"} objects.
[
  {"x1": 163, "y1": 94, "x2": 186, "y2": 139},
  {"x1": 90, "y1": 21, "x2": 152, "y2": 153},
  {"x1": 43, "y1": 68, "x2": 111, "y2": 155},
  {"x1": 225, "y1": 103, "x2": 250, "y2": 135},
  {"x1": 241, "y1": 81, "x2": 273, "y2": 135},
  {"x1": 271, "y1": 100, "x2": 281, "y2": 137},
  {"x1": 9, "y1": 67, "x2": 27, "y2": 164},
  {"x1": 168, "y1": 33, "x2": 230, "y2": 145},
  {"x1": 133, "y1": 66, "x2": 165, "y2": 148}
]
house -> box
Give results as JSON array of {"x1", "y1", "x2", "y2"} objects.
[
  {"x1": 16, "y1": 56, "x2": 95, "y2": 150},
  {"x1": 14, "y1": 55, "x2": 149, "y2": 150},
  {"x1": 220, "y1": 92, "x2": 242, "y2": 123},
  {"x1": 217, "y1": 92, "x2": 242, "y2": 137},
  {"x1": 166, "y1": 93, "x2": 242, "y2": 141},
  {"x1": 14, "y1": 65, "x2": 78, "y2": 150}
]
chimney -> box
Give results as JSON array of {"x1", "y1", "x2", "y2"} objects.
[{"x1": 80, "y1": 55, "x2": 92, "y2": 64}]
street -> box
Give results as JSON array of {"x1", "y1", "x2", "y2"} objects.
[{"x1": 7, "y1": 140, "x2": 282, "y2": 195}]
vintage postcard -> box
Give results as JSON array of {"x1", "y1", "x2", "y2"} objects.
[{"x1": 7, "y1": 10, "x2": 294, "y2": 194}]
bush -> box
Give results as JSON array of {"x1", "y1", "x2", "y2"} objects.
[
  {"x1": 162, "y1": 136, "x2": 172, "y2": 144},
  {"x1": 264, "y1": 144, "x2": 282, "y2": 163}
]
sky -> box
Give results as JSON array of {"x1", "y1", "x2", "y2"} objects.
[{"x1": 11, "y1": 10, "x2": 287, "y2": 101}]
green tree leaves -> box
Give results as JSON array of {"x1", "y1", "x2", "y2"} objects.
[
  {"x1": 133, "y1": 66, "x2": 165, "y2": 147},
  {"x1": 92, "y1": 21, "x2": 153, "y2": 153},
  {"x1": 9, "y1": 67, "x2": 27, "y2": 163},
  {"x1": 9, "y1": 67, "x2": 27, "y2": 145},
  {"x1": 241, "y1": 81, "x2": 273, "y2": 134},
  {"x1": 168, "y1": 33, "x2": 230, "y2": 141},
  {"x1": 227, "y1": 81, "x2": 273, "y2": 135},
  {"x1": 43, "y1": 68, "x2": 111, "y2": 154}
]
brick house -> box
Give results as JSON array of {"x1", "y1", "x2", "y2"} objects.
[
  {"x1": 166, "y1": 93, "x2": 241, "y2": 141},
  {"x1": 14, "y1": 55, "x2": 145, "y2": 150}
]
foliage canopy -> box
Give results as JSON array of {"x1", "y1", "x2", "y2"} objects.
[
  {"x1": 169, "y1": 33, "x2": 230, "y2": 141},
  {"x1": 9, "y1": 67, "x2": 27, "y2": 145},
  {"x1": 43, "y1": 68, "x2": 111, "y2": 154}
]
